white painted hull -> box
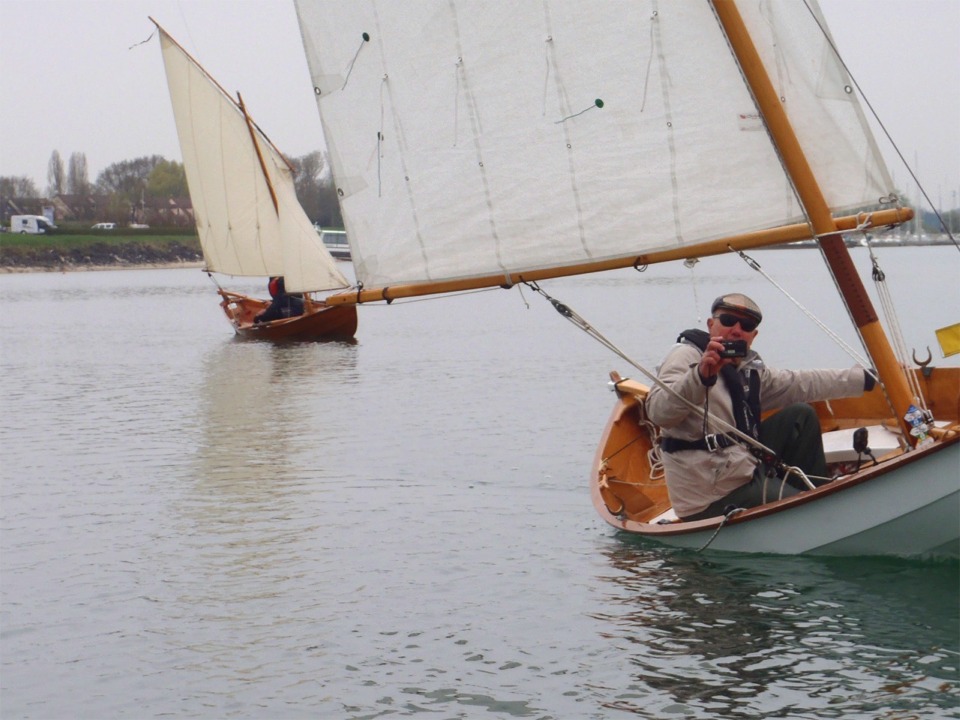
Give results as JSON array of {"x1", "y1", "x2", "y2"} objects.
[{"x1": 642, "y1": 443, "x2": 959, "y2": 556}]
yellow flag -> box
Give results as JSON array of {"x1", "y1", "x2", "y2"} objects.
[{"x1": 935, "y1": 323, "x2": 960, "y2": 357}]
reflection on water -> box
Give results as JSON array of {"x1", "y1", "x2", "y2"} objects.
[
  {"x1": 169, "y1": 340, "x2": 361, "y2": 600},
  {"x1": 594, "y1": 542, "x2": 959, "y2": 717},
  {"x1": 191, "y1": 340, "x2": 359, "y2": 489}
]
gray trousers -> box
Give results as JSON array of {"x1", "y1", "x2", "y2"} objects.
[{"x1": 681, "y1": 403, "x2": 827, "y2": 522}]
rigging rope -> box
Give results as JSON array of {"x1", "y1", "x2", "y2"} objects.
[
  {"x1": 205, "y1": 269, "x2": 223, "y2": 291},
  {"x1": 523, "y1": 278, "x2": 871, "y2": 530},
  {"x1": 731, "y1": 229, "x2": 929, "y2": 419},
  {"x1": 730, "y1": 246, "x2": 876, "y2": 378},
  {"x1": 862, "y1": 235, "x2": 929, "y2": 410},
  {"x1": 696, "y1": 507, "x2": 744, "y2": 551},
  {"x1": 523, "y1": 281, "x2": 778, "y2": 460}
]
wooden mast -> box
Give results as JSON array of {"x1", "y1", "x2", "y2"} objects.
[{"x1": 711, "y1": 0, "x2": 916, "y2": 442}]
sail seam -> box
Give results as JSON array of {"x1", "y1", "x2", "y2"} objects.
[
  {"x1": 370, "y1": 6, "x2": 432, "y2": 281},
  {"x1": 543, "y1": 4, "x2": 591, "y2": 259},
  {"x1": 451, "y1": 2, "x2": 504, "y2": 275},
  {"x1": 651, "y1": 1, "x2": 684, "y2": 245}
]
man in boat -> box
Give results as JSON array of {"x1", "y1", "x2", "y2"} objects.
[
  {"x1": 645, "y1": 293, "x2": 875, "y2": 523},
  {"x1": 254, "y1": 276, "x2": 304, "y2": 324}
]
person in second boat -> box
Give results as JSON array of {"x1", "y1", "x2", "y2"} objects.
[
  {"x1": 645, "y1": 292, "x2": 876, "y2": 522},
  {"x1": 253, "y1": 276, "x2": 304, "y2": 324}
]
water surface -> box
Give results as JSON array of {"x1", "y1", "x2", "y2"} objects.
[{"x1": 2, "y1": 247, "x2": 958, "y2": 718}]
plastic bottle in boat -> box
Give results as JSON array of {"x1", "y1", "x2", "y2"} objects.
[{"x1": 904, "y1": 404, "x2": 934, "y2": 448}]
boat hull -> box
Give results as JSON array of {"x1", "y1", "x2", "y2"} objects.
[
  {"x1": 218, "y1": 290, "x2": 358, "y2": 341},
  {"x1": 593, "y1": 372, "x2": 960, "y2": 558}
]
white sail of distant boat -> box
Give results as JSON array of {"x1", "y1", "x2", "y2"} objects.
[
  {"x1": 154, "y1": 19, "x2": 357, "y2": 341},
  {"x1": 293, "y1": 1, "x2": 959, "y2": 555}
]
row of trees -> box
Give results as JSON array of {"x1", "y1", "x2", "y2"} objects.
[{"x1": 1, "y1": 149, "x2": 344, "y2": 228}]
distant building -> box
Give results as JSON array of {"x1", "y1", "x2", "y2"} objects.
[{"x1": 1, "y1": 193, "x2": 194, "y2": 228}]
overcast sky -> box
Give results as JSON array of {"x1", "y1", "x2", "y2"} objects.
[{"x1": 2, "y1": 0, "x2": 958, "y2": 210}]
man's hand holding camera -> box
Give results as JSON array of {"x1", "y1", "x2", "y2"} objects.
[{"x1": 698, "y1": 338, "x2": 747, "y2": 384}]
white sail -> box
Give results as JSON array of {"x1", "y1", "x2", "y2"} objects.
[
  {"x1": 156, "y1": 26, "x2": 349, "y2": 294},
  {"x1": 294, "y1": 0, "x2": 892, "y2": 291}
]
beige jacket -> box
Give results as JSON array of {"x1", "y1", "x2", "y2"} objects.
[{"x1": 645, "y1": 339, "x2": 866, "y2": 518}]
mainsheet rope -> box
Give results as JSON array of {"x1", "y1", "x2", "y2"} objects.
[{"x1": 523, "y1": 281, "x2": 819, "y2": 490}]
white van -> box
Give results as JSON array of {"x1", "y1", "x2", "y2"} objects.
[
  {"x1": 91, "y1": 222, "x2": 117, "y2": 230},
  {"x1": 10, "y1": 215, "x2": 56, "y2": 234}
]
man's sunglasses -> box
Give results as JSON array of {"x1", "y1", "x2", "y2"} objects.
[{"x1": 715, "y1": 313, "x2": 759, "y2": 332}]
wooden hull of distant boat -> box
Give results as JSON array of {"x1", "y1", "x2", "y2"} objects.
[
  {"x1": 593, "y1": 369, "x2": 960, "y2": 558},
  {"x1": 217, "y1": 290, "x2": 358, "y2": 341}
]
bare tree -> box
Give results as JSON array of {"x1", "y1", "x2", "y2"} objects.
[
  {"x1": 47, "y1": 150, "x2": 65, "y2": 197},
  {"x1": 290, "y1": 151, "x2": 342, "y2": 227},
  {"x1": 291, "y1": 151, "x2": 325, "y2": 222},
  {"x1": 0, "y1": 175, "x2": 40, "y2": 198},
  {"x1": 316, "y1": 179, "x2": 343, "y2": 229},
  {"x1": 67, "y1": 152, "x2": 91, "y2": 196}
]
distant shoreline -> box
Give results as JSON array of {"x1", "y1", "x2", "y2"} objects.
[{"x1": 0, "y1": 261, "x2": 205, "y2": 274}]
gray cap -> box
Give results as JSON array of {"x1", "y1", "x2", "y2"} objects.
[{"x1": 711, "y1": 293, "x2": 762, "y2": 324}]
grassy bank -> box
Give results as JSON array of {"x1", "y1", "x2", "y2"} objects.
[{"x1": 0, "y1": 231, "x2": 203, "y2": 270}]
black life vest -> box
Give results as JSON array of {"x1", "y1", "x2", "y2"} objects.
[{"x1": 677, "y1": 328, "x2": 762, "y2": 441}]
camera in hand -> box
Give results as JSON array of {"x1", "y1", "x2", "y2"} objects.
[{"x1": 719, "y1": 339, "x2": 748, "y2": 358}]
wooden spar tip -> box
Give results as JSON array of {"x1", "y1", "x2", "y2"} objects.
[{"x1": 323, "y1": 207, "x2": 915, "y2": 307}]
